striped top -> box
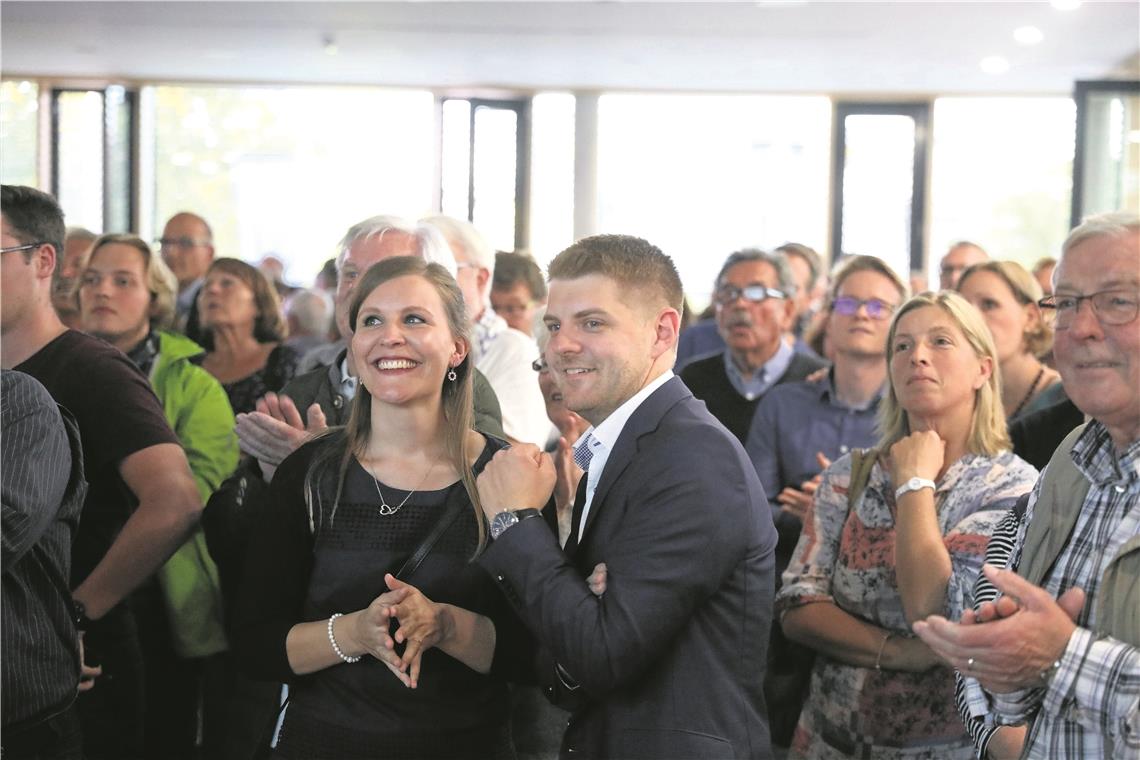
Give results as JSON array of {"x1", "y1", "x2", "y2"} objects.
[{"x1": 1, "y1": 370, "x2": 86, "y2": 726}]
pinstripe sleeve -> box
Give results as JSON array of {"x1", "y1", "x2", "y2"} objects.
[{"x1": 1, "y1": 371, "x2": 71, "y2": 572}]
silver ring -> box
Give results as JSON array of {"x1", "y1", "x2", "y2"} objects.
[{"x1": 966, "y1": 657, "x2": 976, "y2": 671}]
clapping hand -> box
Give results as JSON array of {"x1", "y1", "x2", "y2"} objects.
[
  {"x1": 777, "y1": 452, "x2": 831, "y2": 521},
  {"x1": 235, "y1": 392, "x2": 328, "y2": 479}
]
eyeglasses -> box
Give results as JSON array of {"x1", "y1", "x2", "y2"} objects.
[
  {"x1": 714, "y1": 284, "x2": 786, "y2": 306},
  {"x1": 831, "y1": 296, "x2": 896, "y2": 320},
  {"x1": 1039, "y1": 290, "x2": 1139, "y2": 329},
  {"x1": 531, "y1": 358, "x2": 547, "y2": 372},
  {"x1": 1, "y1": 242, "x2": 46, "y2": 255},
  {"x1": 157, "y1": 237, "x2": 210, "y2": 250}
]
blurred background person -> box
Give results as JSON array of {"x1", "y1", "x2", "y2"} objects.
[
  {"x1": 777, "y1": 242, "x2": 826, "y2": 357},
  {"x1": 198, "y1": 258, "x2": 299, "y2": 416},
  {"x1": 939, "y1": 241, "x2": 988, "y2": 290},
  {"x1": 777, "y1": 290, "x2": 1036, "y2": 759},
  {"x1": 1031, "y1": 256, "x2": 1056, "y2": 296},
  {"x1": 51, "y1": 226, "x2": 97, "y2": 329},
  {"x1": 957, "y1": 260, "x2": 1063, "y2": 422},
  {"x1": 424, "y1": 215, "x2": 549, "y2": 445},
  {"x1": 490, "y1": 250, "x2": 546, "y2": 338},
  {"x1": 282, "y1": 288, "x2": 333, "y2": 358},
  {"x1": 158, "y1": 212, "x2": 215, "y2": 343},
  {"x1": 79, "y1": 233, "x2": 239, "y2": 759}
]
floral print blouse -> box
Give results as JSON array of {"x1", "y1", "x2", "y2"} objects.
[{"x1": 775, "y1": 449, "x2": 1038, "y2": 760}]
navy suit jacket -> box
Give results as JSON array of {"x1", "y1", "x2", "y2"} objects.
[{"x1": 480, "y1": 376, "x2": 776, "y2": 759}]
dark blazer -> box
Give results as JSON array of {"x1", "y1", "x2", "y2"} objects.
[
  {"x1": 480, "y1": 376, "x2": 776, "y2": 759},
  {"x1": 1009, "y1": 397, "x2": 1085, "y2": 471}
]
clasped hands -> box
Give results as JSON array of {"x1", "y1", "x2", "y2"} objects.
[
  {"x1": 913, "y1": 563, "x2": 1085, "y2": 694},
  {"x1": 344, "y1": 573, "x2": 452, "y2": 689}
]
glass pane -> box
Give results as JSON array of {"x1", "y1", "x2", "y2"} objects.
[
  {"x1": 930, "y1": 98, "x2": 1074, "y2": 277},
  {"x1": 839, "y1": 114, "x2": 915, "y2": 282},
  {"x1": 105, "y1": 85, "x2": 133, "y2": 233},
  {"x1": 0, "y1": 80, "x2": 39, "y2": 187},
  {"x1": 1079, "y1": 92, "x2": 1140, "y2": 218},
  {"x1": 148, "y1": 85, "x2": 434, "y2": 285},
  {"x1": 471, "y1": 106, "x2": 518, "y2": 253},
  {"x1": 598, "y1": 94, "x2": 831, "y2": 308},
  {"x1": 529, "y1": 92, "x2": 575, "y2": 266},
  {"x1": 56, "y1": 90, "x2": 105, "y2": 232},
  {"x1": 441, "y1": 99, "x2": 472, "y2": 221}
]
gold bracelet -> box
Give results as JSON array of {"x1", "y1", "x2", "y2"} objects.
[{"x1": 875, "y1": 631, "x2": 893, "y2": 671}]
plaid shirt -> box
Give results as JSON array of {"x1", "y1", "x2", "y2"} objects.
[{"x1": 962, "y1": 421, "x2": 1140, "y2": 759}]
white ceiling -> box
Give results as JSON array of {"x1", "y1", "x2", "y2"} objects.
[{"x1": 2, "y1": 1, "x2": 1138, "y2": 95}]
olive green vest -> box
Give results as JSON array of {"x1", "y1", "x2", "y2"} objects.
[{"x1": 1018, "y1": 424, "x2": 1140, "y2": 646}]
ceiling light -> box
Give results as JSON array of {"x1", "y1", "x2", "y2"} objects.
[
  {"x1": 980, "y1": 56, "x2": 1010, "y2": 75},
  {"x1": 1013, "y1": 26, "x2": 1044, "y2": 45},
  {"x1": 1050, "y1": 0, "x2": 1081, "y2": 10},
  {"x1": 323, "y1": 34, "x2": 339, "y2": 56}
]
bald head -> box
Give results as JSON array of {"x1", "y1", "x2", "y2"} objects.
[{"x1": 160, "y1": 212, "x2": 215, "y2": 290}]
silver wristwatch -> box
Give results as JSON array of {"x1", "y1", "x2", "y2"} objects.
[{"x1": 489, "y1": 508, "x2": 541, "y2": 540}]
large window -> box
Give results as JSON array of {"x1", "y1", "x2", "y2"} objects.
[
  {"x1": 528, "y1": 92, "x2": 576, "y2": 266},
  {"x1": 929, "y1": 97, "x2": 1075, "y2": 277},
  {"x1": 144, "y1": 85, "x2": 435, "y2": 284},
  {"x1": 597, "y1": 94, "x2": 831, "y2": 308},
  {"x1": 0, "y1": 80, "x2": 39, "y2": 188},
  {"x1": 1073, "y1": 81, "x2": 1140, "y2": 224}
]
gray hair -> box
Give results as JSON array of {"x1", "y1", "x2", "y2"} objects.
[
  {"x1": 65, "y1": 226, "x2": 98, "y2": 246},
  {"x1": 776, "y1": 242, "x2": 822, "y2": 288},
  {"x1": 335, "y1": 215, "x2": 456, "y2": 277},
  {"x1": 1061, "y1": 212, "x2": 1140, "y2": 258},
  {"x1": 714, "y1": 248, "x2": 797, "y2": 296},
  {"x1": 421, "y1": 215, "x2": 495, "y2": 272},
  {"x1": 283, "y1": 288, "x2": 333, "y2": 337}
]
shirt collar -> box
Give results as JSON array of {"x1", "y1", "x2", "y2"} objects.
[
  {"x1": 573, "y1": 370, "x2": 675, "y2": 458},
  {"x1": 818, "y1": 368, "x2": 885, "y2": 412},
  {"x1": 723, "y1": 339, "x2": 793, "y2": 400},
  {"x1": 176, "y1": 278, "x2": 204, "y2": 311},
  {"x1": 1071, "y1": 420, "x2": 1140, "y2": 486}
]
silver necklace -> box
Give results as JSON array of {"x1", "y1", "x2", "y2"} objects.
[{"x1": 370, "y1": 459, "x2": 438, "y2": 516}]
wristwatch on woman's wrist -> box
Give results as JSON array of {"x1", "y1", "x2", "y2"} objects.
[
  {"x1": 895, "y1": 477, "x2": 936, "y2": 501},
  {"x1": 489, "y1": 509, "x2": 542, "y2": 540}
]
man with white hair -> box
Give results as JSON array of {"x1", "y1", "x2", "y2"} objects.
[
  {"x1": 423, "y1": 215, "x2": 551, "y2": 446},
  {"x1": 915, "y1": 212, "x2": 1140, "y2": 759},
  {"x1": 234, "y1": 215, "x2": 504, "y2": 474}
]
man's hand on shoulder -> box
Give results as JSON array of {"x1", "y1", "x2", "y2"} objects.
[{"x1": 476, "y1": 443, "x2": 556, "y2": 520}]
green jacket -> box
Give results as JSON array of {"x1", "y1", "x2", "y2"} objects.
[
  {"x1": 151, "y1": 331, "x2": 239, "y2": 657},
  {"x1": 1020, "y1": 423, "x2": 1139, "y2": 645}
]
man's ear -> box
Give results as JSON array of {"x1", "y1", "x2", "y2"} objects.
[
  {"x1": 476, "y1": 267, "x2": 490, "y2": 294},
  {"x1": 34, "y1": 244, "x2": 58, "y2": 281},
  {"x1": 650, "y1": 307, "x2": 681, "y2": 360}
]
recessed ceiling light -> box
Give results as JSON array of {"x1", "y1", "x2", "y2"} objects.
[
  {"x1": 1013, "y1": 26, "x2": 1044, "y2": 45},
  {"x1": 980, "y1": 56, "x2": 1011, "y2": 75},
  {"x1": 1050, "y1": 0, "x2": 1081, "y2": 10}
]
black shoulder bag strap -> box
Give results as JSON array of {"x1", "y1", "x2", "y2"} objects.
[{"x1": 393, "y1": 482, "x2": 469, "y2": 581}]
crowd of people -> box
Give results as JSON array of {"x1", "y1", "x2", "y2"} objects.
[{"x1": 2, "y1": 180, "x2": 1137, "y2": 760}]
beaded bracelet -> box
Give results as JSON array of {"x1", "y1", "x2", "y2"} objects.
[
  {"x1": 875, "y1": 631, "x2": 893, "y2": 671},
  {"x1": 328, "y1": 613, "x2": 361, "y2": 663}
]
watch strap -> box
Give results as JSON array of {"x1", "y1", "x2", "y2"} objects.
[{"x1": 895, "y1": 477, "x2": 937, "y2": 501}]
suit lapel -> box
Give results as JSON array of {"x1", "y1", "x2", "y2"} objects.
[
  {"x1": 577, "y1": 377, "x2": 692, "y2": 546},
  {"x1": 563, "y1": 474, "x2": 590, "y2": 558}
]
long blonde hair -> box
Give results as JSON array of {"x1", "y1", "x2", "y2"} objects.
[
  {"x1": 303, "y1": 256, "x2": 486, "y2": 548},
  {"x1": 877, "y1": 291, "x2": 1010, "y2": 457}
]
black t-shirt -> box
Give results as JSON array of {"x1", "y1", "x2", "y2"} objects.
[
  {"x1": 232, "y1": 433, "x2": 534, "y2": 759},
  {"x1": 16, "y1": 330, "x2": 179, "y2": 584}
]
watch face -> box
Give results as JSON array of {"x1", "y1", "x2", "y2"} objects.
[{"x1": 490, "y1": 511, "x2": 518, "y2": 539}]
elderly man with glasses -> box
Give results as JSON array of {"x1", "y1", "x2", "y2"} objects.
[
  {"x1": 157, "y1": 212, "x2": 215, "y2": 341},
  {"x1": 680, "y1": 248, "x2": 827, "y2": 444},
  {"x1": 916, "y1": 212, "x2": 1140, "y2": 760}
]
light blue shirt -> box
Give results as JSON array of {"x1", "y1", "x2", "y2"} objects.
[{"x1": 723, "y1": 339, "x2": 794, "y2": 401}]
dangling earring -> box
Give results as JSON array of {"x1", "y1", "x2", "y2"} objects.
[{"x1": 447, "y1": 368, "x2": 458, "y2": 382}]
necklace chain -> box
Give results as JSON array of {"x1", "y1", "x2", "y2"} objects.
[
  {"x1": 1011, "y1": 366, "x2": 1046, "y2": 419},
  {"x1": 370, "y1": 459, "x2": 438, "y2": 516}
]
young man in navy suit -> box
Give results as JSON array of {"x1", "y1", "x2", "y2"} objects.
[{"x1": 477, "y1": 234, "x2": 776, "y2": 759}]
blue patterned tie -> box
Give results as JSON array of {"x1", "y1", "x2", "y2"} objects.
[{"x1": 573, "y1": 433, "x2": 595, "y2": 472}]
